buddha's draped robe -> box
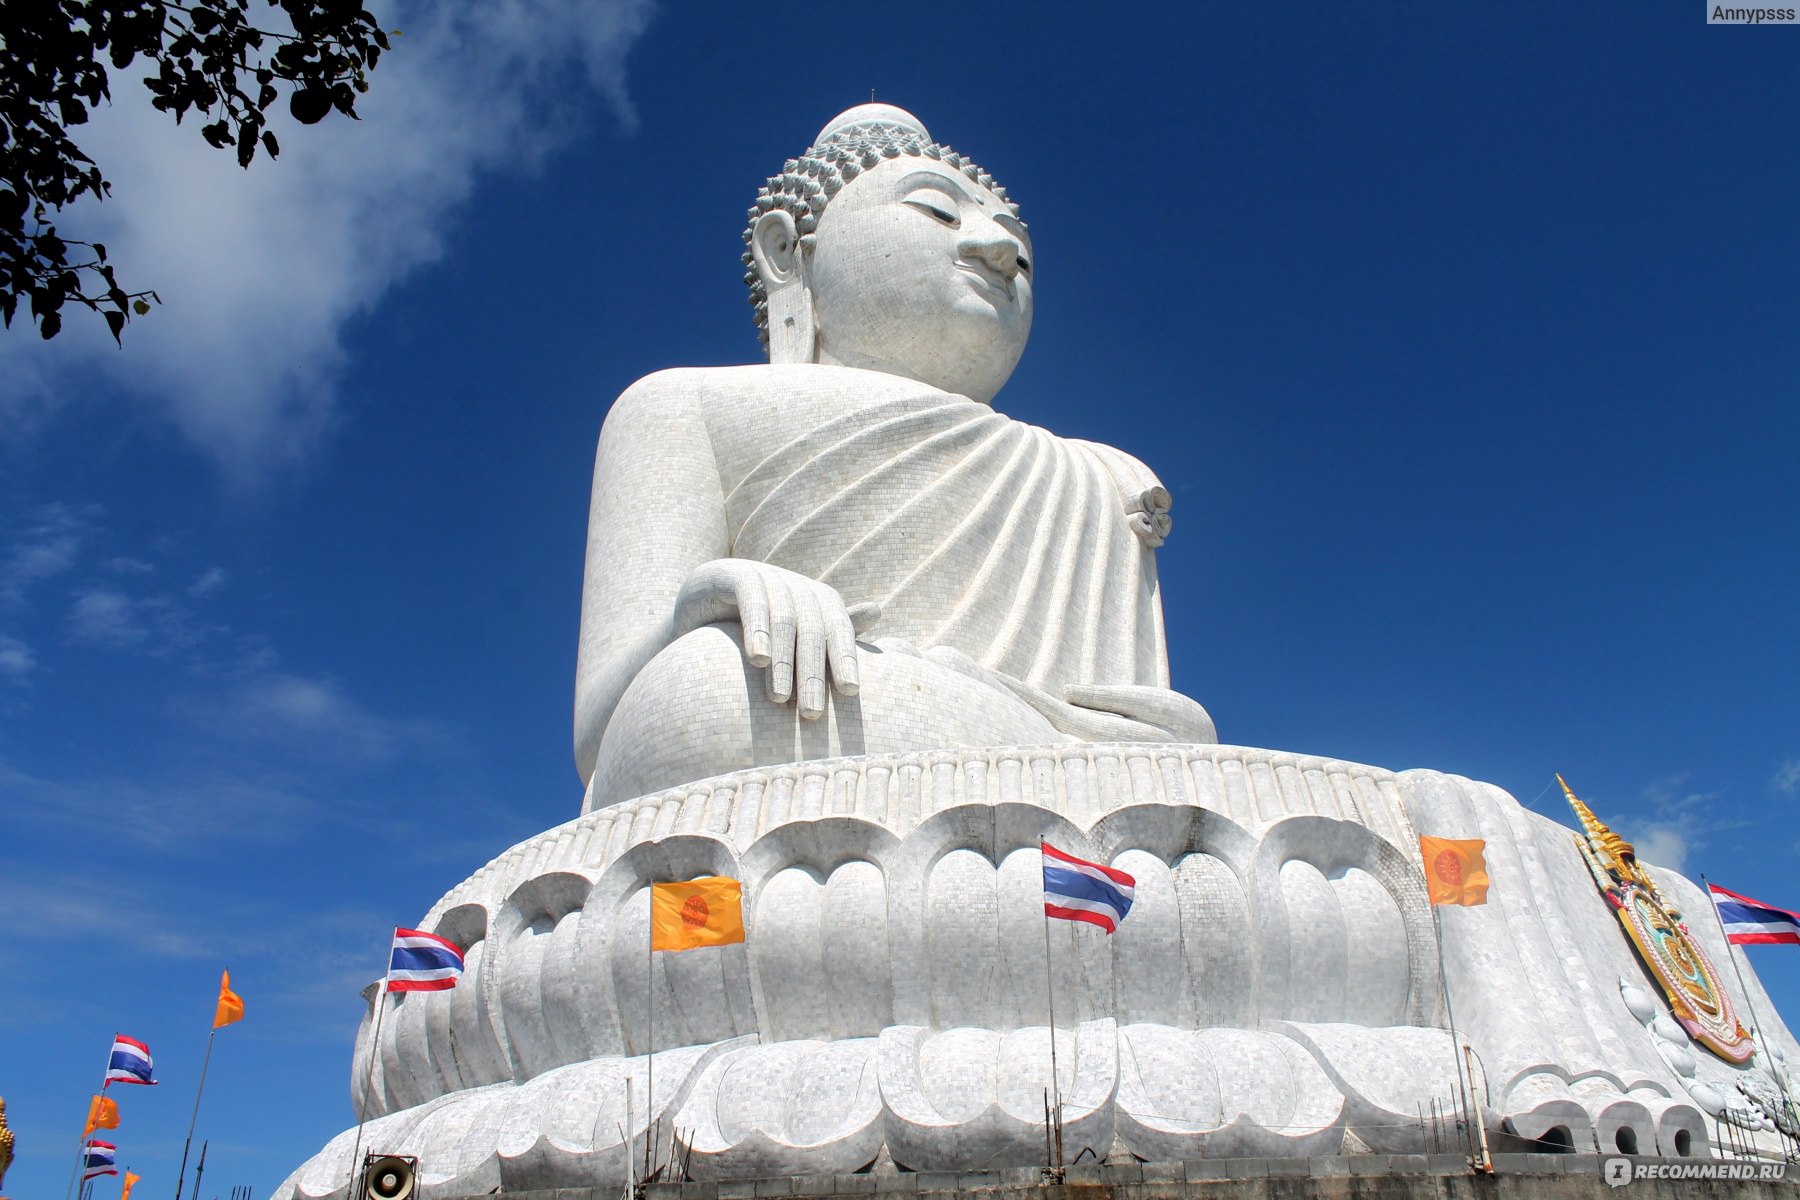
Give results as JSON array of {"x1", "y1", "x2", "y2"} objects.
[{"x1": 724, "y1": 392, "x2": 1171, "y2": 697}]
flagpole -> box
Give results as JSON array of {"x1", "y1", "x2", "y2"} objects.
[
  {"x1": 1430, "y1": 904, "x2": 1478, "y2": 1165},
  {"x1": 623, "y1": 1082, "x2": 635, "y2": 1200},
  {"x1": 173, "y1": 1027, "x2": 218, "y2": 1200},
  {"x1": 1701, "y1": 874, "x2": 1800, "y2": 1141},
  {"x1": 1038, "y1": 896, "x2": 1063, "y2": 1172},
  {"x1": 645, "y1": 885, "x2": 656, "y2": 1188},
  {"x1": 345, "y1": 940, "x2": 396, "y2": 1200},
  {"x1": 68, "y1": 1041, "x2": 119, "y2": 1200}
]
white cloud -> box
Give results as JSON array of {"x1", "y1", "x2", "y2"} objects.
[
  {"x1": 1615, "y1": 773, "x2": 1744, "y2": 873},
  {"x1": 68, "y1": 587, "x2": 148, "y2": 646},
  {"x1": 65, "y1": 576, "x2": 225, "y2": 659},
  {"x1": 0, "y1": 634, "x2": 35, "y2": 683},
  {"x1": 0, "y1": 0, "x2": 655, "y2": 483},
  {"x1": 1774, "y1": 759, "x2": 1800, "y2": 797},
  {"x1": 0, "y1": 502, "x2": 96, "y2": 606},
  {"x1": 214, "y1": 670, "x2": 447, "y2": 761},
  {"x1": 1633, "y1": 825, "x2": 1689, "y2": 874},
  {"x1": 0, "y1": 875, "x2": 216, "y2": 959},
  {"x1": 189, "y1": 565, "x2": 229, "y2": 597},
  {"x1": 0, "y1": 754, "x2": 320, "y2": 852}
]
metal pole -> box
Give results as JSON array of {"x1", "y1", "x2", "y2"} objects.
[
  {"x1": 345, "y1": 945, "x2": 395, "y2": 1200},
  {"x1": 1039, "y1": 900, "x2": 1063, "y2": 1172},
  {"x1": 189, "y1": 1141, "x2": 207, "y2": 1200},
  {"x1": 174, "y1": 1027, "x2": 218, "y2": 1200},
  {"x1": 646, "y1": 886, "x2": 656, "y2": 1185},
  {"x1": 68, "y1": 1042, "x2": 119, "y2": 1200},
  {"x1": 1430, "y1": 904, "x2": 1478, "y2": 1167},
  {"x1": 1702, "y1": 874, "x2": 1800, "y2": 1147}
]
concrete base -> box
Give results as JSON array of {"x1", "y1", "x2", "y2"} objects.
[{"x1": 447, "y1": 1154, "x2": 1797, "y2": 1200}]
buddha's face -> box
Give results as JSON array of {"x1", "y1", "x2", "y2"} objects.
[{"x1": 806, "y1": 157, "x2": 1033, "y2": 405}]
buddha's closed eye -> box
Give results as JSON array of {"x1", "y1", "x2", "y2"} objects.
[{"x1": 906, "y1": 199, "x2": 958, "y2": 226}]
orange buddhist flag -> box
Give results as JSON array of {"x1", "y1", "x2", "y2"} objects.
[
  {"x1": 1419, "y1": 836, "x2": 1490, "y2": 906},
  {"x1": 83, "y1": 1094, "x2": 119, "y2": 1136},
  {"x1": 214, "y1": 969, "x2": 244, "y2": 1029},
  {"x1": 650, "y1": 877, "x2": 745, "y2": 951},
  {"x1": 122, "y1": 1170, "x2": 141, "y2": 1200}
]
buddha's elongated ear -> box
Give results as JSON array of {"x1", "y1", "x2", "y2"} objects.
[{"x1": 751, "y1": 209, "x2": 816, "y2": 364}]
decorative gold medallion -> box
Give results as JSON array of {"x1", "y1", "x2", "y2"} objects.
[{"x1": 1561, "y1": 775, "x2": 1753, "y2": 1063}]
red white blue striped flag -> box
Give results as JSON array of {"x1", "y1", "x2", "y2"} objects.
[
  {"x1": 1709, "y1": 884, "x2": 1800, "y2": 946},
  {"x1": 83, "y1": 1140, "x2": 119, "y2": 1181},
  {"x1": 1041, "y1": 841, "x2": 1136, "y2": 933},
  {"x1": 387, "y1": 927, "x2": 466, "y2": 992},
  {"x1": 103, "y1": 1035, "x2": 156, "y2": 1086}
]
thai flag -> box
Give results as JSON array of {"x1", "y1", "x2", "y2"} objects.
[
  {"x1": 1041, "y1": 841, "x2": 1136, "y2": 933},
  {"x1": 1709, "y1": 884, "x2": 1800, "y2": 946},
  {"x1": 387, "y1": 926, "x2": 465, "y2": 992},
  {"x1": 83, "y1": 1140, "x2": 119, "y2": 1181},
  {"x1": 104, "y1": 1035, "x2": 156, "y2": 1086}
]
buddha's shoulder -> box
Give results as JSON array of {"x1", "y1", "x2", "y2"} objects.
[{"x1": 611, "y1": 363, "x2": 964, "y2": 416}]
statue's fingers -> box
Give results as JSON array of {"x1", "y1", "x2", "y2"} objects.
[
  {"x1": 846, "y1": 601, "x2": 882, "y2": 636},
  {"x1": 765, "y1": 574, "x2": 797, "y2": 703},
  {"x1": 735, "y1": 566, "x2": 773, "y2": 668},
  {"x1": 794, "y1": 587, "x2": 827, "y2": 719},
  {"x1": 825, "y1": 600, "x2": 860, "y2": 697}
]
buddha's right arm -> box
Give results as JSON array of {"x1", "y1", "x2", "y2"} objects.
[
  {"x1": 573, "y1": 372, "x2": 731, "y2": 783},
  {"x1": 572, "y1": 372, "x2": 875, "y2": 783}
]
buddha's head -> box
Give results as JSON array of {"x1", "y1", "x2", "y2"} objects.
[{"x1": 743, "y1": 104, "x2": 1033, "y2": 405}]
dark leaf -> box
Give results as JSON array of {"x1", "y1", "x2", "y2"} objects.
[
  {"x1": 262, "y1": 130, "x2": 280, "y2": 158},
  {"x1": 105, "y1": 309, "x2": 125, "y2": 344},
  {"x1": 40, "y1": 311, "x2": 63, "y2": 339},
  {"x1": 237, "y1": 121, "x2": 258, "y2": 167},
  {"x1": 94, "y1": 242, "x2": 107, "y2": 262},
  {"x1": 289, "y1": 88, "x2": 332, "y2": 124}
]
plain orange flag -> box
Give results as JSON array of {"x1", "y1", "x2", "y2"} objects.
[
  {"x1": 650, "y1": 877, "x2": 745, "y2": 952},
  {"x1": 1419, "y1": 836, "x2": 1490, "y2": 906},
  {"x1": 214, "y1": 970, "x2": 245, "y2": 1029},
  {"x1": 121, "y1": 1171, "x2": 141, "y2": 1200},
  {"x1": 83, "y1": 1094, "x2": 119, "y2": 1136}
]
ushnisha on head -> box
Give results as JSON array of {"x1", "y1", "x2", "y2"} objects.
[{"x1": 743, "y1": 104, "x2": 1034, "y2": 405}]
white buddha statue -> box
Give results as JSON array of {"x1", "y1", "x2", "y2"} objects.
[
  {"x1": 573, "y1": 103, "x2": 1213, "y2": 812},
  {"x1": 276, "y1": 106, "x2": 1799, "y2": 1200}
]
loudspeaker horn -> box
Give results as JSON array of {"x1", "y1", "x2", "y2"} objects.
[{"x1": 362, "y1": 1154, "x2": 416, "y2": 1200}]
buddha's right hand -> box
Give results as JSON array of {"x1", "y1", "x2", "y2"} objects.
[{"x1": 672, "y1": 559, "x2": 880, "y2": 719}]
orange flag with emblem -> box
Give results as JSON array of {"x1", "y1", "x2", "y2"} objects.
[
  {"x1": 1420, "y1": 836, "x2": 1490, "y2": 906},
  {"x1": 650, "y1": 877, "x2": 745, "y2": 951},
  {"x1": 122, "y1": 1170, "x2": 141, "y2": 1200},
  {"x1": 83, "y1": 1094, "x2": 119, "y2": 1136},
  {"x1": 213, "y1": 970, "x2": 244, "y2": 1029}
]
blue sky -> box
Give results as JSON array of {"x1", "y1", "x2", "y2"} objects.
[{"x1": 4, "y1": 2, "x2": 1798, "y2": 1195}]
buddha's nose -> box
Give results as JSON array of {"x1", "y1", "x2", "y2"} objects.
[{"x1": 960, "y1": 232, "x2": 1022, "y2": 282}]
